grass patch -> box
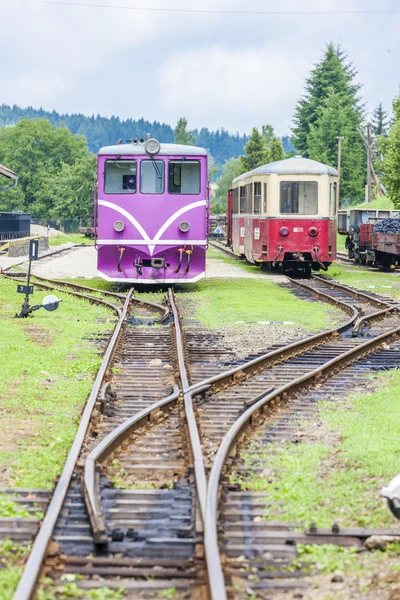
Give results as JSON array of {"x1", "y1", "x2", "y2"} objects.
[
  {"x1": 349, "y1": 196, "x2": 395, "y2": 210},
  {"x1": 49, "y1": 233, "x2": 94, "y2": 246},
  {"x1": 37, "y1": 578, "x2": 124, "y2": 599},
  {"x1": 0, "y1": 539, "x2": 31, "y2": 600},
  {"x1": 337, "y1": 233, "x2": 346, "y2": 253},
  {"x1": 0, "y1": 277, "x2": 113, "y2": 488},
  {"x1": 176, "y1": 278, "x2": 342, "y2": 332},
  {"x1": 292, "y1": 542, "x2": 400, "y2": 574},
  {"x1": 326, "y1": 264, "x2": 400, "y2": 298},
  {"x1": 231, "y1": 369, "x2": 400, "y2": 529}
]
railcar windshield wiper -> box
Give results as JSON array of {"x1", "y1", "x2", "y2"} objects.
[
  {"x1": 170, "y1": 156, "x2": 187, "y2": 178},
  {"x1": 150, "y1": 155, "x2": 163, "y2": 180}
]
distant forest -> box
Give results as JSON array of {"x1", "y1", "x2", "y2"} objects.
[{"x1": 0, "y1": 104, "x2": 294, "y2": 165}]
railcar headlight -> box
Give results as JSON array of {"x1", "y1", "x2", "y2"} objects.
[
  {"x1": 279, "y1": 226, "x2": 289, "y2": 237},
  {"x1": 308, "y1": 226, "x2": 318, "y2": 237},
  {"x1": 145, "y1": 138, "x2": 161, "y2": 155},
  {"x1": 114, "y1": 220, "x2": 125, "y2": 232},
  {"x1": 179, "y1": 221, "x2": 190, "y2": 233}
]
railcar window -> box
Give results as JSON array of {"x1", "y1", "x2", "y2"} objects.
[
  {"x1": 239, "y1": 186, "x2": 246, "y2": 213},
  {"x1": 254, "y1": 182, "x2": 261, "y2": 214},
  {"x1": 104, "y1": 160, "x2": 137, "y2": 194},
  {"x1": 280, "y1": 182, "x2": 318, "y2": 215},
  {"x1": 263, "y1": 183, "x2": 267, "y2": 213},
  {"x1": 233, "y1": 188, "x2": 239, "y2": 214},
  {"x1": 168, "y1": 161, "x2": 200, "y2": 194},
  {"x1": 140, "y1": 160, "x2": 165, "y2": 194},
  {"x1": 330, "y1": 182, "x2": 337, "y2": 215}
]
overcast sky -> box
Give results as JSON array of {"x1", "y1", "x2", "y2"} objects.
[{"x1": 1, "y1": 0, "x2": 399, "y2": 137}]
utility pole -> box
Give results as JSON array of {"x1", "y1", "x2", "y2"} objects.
[
  {"x1": 336, "y1": 136, "x2": 344, "y2": 212},
  {"x1": 366, "y1": 122, "x2": 372, "y2": 203}
]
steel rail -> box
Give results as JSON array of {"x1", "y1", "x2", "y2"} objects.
[
  {"x1": 31, "y1": 274, "x2": 127, "y2": 300},
  {"x1": 13, "y1": 289, "x2": 134, "y2": 600},
  {"x1": 168, "y1": 289, "x2": 208, "y2": 523},
  {"x1": 187, "y1": 299, "x2": 357, "y2": 397},
  {"x1": 311, "y1": 274, "x2": 394, "y2": 309},
  {"x1": 205, "y1": 322, "x2": 400, "y2": 600},
  {"x1": 27, "y1": 275, "x2": 170, "y2": 322},
  {"x1": 2, "y1": 272, "x2": 122, "y2": 317},
  {"x1": 83, "y1": 385, "x2": 180, "y2": 544}
]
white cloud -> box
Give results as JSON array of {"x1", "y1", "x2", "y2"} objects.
[{"x1": 157, "y1": 44, "x2": 309, "y2": 133}]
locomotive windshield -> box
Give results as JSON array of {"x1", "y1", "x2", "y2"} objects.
[
  {"x1": 280, "y1": 181, "x2": 318, "y2": 215},
  {"x1": 140, "y1": 160, "x2": 165, "y2": 194},
  {"x1": 104, "y1": 160, "x2": 137, "y2": 194},
  {"x1": 168, "y1": 160, "x2": 200, "y2": 194}
]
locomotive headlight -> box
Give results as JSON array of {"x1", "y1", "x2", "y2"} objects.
[
  {"x1": 114, "y1": 220, "x2": 125, "y2": 232},
  {"x1": 279, "y1": 226, "x2": 289, "y2": 237},
  {"x1": 145, "y1": 138, "x2": 161, "y2": 155},
  {"x1": 308, "y1": 226, "x2": 318, "y2": 237},
  {"x1": 179, "y1": 221, "x2": 190, "y2": 233}
]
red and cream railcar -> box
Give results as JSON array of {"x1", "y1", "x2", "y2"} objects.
[{"x1": 227, "y1": 157, "x2": 338, "y2": 274}]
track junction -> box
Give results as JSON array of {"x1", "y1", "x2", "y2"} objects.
[{"x1": 3, "y1": 257, "x2": 400, "y2": 599}]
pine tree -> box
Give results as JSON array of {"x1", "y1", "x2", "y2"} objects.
[
  {"x1": 261, "y1": 124, "x2": 274, "y2": 148},
  {"x1": 307, "y1": 89, "x2": 365, "y2": 200},
  {"x1": 291, "y1": 43, "x2": 363, "y2": 156},
  {"x1": 380, "y1": 93, "x2": 400, "y2": 207},
  {"x1": 266, "y1": 136, "x2": 285, "y2": 163},
  {"x1": 241, "y1": 127, "x2": 268, "y2": 172},
  {"x1": 174, "y1": 117, "x2": 195, "y2": 145},
  {"x1": 371, "y1": 103, "x2": 390, "y2": 137}
]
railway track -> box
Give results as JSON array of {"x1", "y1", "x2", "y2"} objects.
[{"x1": 4, "y1": 263, "x2": 400, "y2": 598}]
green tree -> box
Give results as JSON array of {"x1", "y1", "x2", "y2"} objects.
[
  {"x1": 241, "y1": 127, "x2": 268, "y2": 172},
  {"x1": 261, "y1": 124, "x2": 274, "y2": 148},
  {"x1": 266, "y1": 136, "x2": 285, "y2": 162},
  {"x1": 371, "y1": 103, "x2": 390, "y2": 137},
  {"x1": 379, "y1": 93, "x2": 400, "y2": 207},
  {"x1": 174, "y1": 117, "x2": 195, "y2": 145},
  {"x1": 0, "y1": 119, "x2": 94, "y2": 217},
  {"x1": 34, "y1": 154, "x2": 96, "y2": 219},
  {"x1": 211, "y1": 157, "x2": 242, "y2": 213},
  {"x1": 291, "y1": 43, "x2": 363, "y2": 156},
  {"x1": 307, "y1": 89, "x2": 365, "y2": 200}
]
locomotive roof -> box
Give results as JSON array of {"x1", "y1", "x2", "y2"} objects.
[
  {"x1": 98, "y1": 143, "x2": 207, "y2": 156},
  {"x1": 233, "y1": 157, "x2": 338, "y2": 183}
]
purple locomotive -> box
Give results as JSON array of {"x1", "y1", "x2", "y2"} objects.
[{"x1": 95, "y1": 137, "x2": 208, "y2": 283}]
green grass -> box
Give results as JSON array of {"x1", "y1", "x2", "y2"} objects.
[
  {"x1": 231, "y1": 369, "x2": 400, "y2": 529},
  {"x1": 37, "y1": 579, "x2": 124, "y2": 599},
  {"x1": 337, "y1": 234, "x2": 346, "y2": 252},
  {"x1": 325, "y1": 264, "x2": 400, "y2": 298},
  {"x1": 0, "y1": 539, "x2": 31, "y2": 600},
  {"x1": 49, "y1": 233, "x2": 94, "y2": 246},
  {"x1": 349, "y1": 196, "x2": 395, "y2": 210},
  {"x1": 176, "y1": 278, "x2": 342, "y2": 332},
  {"x1": 0, "y1": 277, "x2": 113, "y2": 489}
]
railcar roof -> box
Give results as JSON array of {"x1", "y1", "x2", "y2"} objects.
[
  {"x1": 233, "y1": 157, "x2": 338, "y2": 183},
  {"x1": 98, "y1": 143, "x2": 207, "y2": 156},
  {"x1": 0, "y1": 164, "x2": 17, "y2": 180}
]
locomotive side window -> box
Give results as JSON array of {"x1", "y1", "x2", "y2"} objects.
[
  {"x1": 263, "y1": 183, "x2": 267, "y2": 213},
  {"x1": 239, "y1": 186, "x2": 246, "y2": 213},
  {"x1": 168, "y1": 161, "x2": 200, "y2": 194},
  {"x1": 140, "y1": 160, "x2": 165, "y2": 194},
  {"x1": 104, "y1": 160, "x2": 137, "y2": 194},
  {"x1": 280, "y1": 182, "x2": 318, "y2": 215},
  {"x1": 330, "y1": 182, "x2": 337, "y2": 215},
  {"x1": 254, "y1": 182, "x2": 261, "y2": 214},
  {"x1": 232, "y1": 188, "x2": 239, "y2": 214}
]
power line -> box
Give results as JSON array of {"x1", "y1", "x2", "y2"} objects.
[{"x1": 15, "y1": 0, "x2": 400, "y2": 16}]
